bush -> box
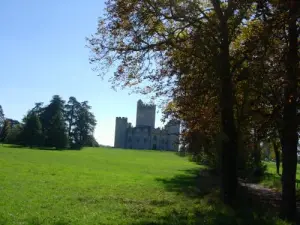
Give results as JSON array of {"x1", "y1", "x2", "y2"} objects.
[{"x1": 4, "y1": 125, "x2": 23, "y2": 145}]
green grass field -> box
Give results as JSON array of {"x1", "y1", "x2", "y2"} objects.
[
  {"x1": 261, "y1": 162, "x2": 300, "y2": 191},
  {"x1": 0, "y1": 146, "x2": 289, "y2": 225}
]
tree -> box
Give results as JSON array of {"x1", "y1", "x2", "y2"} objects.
[
  {"x1": 65, "y1": 97, "x2": 81, "y2": 144},
  {"x1": 41, "y1": 95, "x2": 68, "y2": 149},
  {"x1": 85, "y1": 135, "x2": 100, "y2": 147},
  {"x1": 88, "y1": 0, "x2": 259, "y2": 204},
  {"x1": 30, "y1": 102, "x2": 44, "y2": 116},
  {"x1": 0, "y1": 120, "x2": 11, "y2": 143},
  {"x1": 0, "y1": 105, "x2": 4, "y2": 130},
  {"x1": 65, "y1": 98, "x2": 97, "y2": 149},
  {"x1": 5, "y1": 124, "x2": 23, "y2": 145},
  {"x1": 46, "y1": 113, "x2": 68, "y2": 149},
  {"x1": 22, "y1": 112, "x2": 43, "y2": 148},
  {"x1": 280, "y1": 0, "x2": 299, "y2": 220},
  {"x1": 73, "y1": 101, "x2": 96, "y2": 148},
  {"x1": 272, "y1": 138, "x2": 281, "y2": 175}
]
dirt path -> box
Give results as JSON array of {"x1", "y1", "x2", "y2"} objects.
[{"x1": 239, "y1": 181, "x2": 300, "y2": 223}]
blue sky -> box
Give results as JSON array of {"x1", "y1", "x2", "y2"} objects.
[{"x1": 0, "y1": 0, "x2": 163, "y2": 146}]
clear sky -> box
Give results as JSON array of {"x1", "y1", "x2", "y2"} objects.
[{"x1": 0, "y1": 0, "x2": 163, "y2": 146}]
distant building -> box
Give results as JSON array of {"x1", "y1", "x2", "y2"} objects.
[{"x1": 114, "y1": 100, "x2": 180, "y2": 151}]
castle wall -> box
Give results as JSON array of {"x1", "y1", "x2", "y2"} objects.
[
  {"x1": 151, "y1": 128, "x2": 168, "y2": 150},
  {"x1": 166, "y1": 120, "x2": 180, "y2": 151},
  {"x1": 114, "y1": 117, "x2": 128, "y2": 148},
  {"x1": 129, "y1": 126, "x2": 151, "y2": 150},
  {"x1": 136, "y1": 100, "x2": 156, "y2": 128},
  {"x1": 114, "y1": 101, "x2": 180, "y2": 151}
]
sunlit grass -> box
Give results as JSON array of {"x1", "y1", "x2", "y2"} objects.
[
  {"x1": 261, "y1": 162, "x2": 300, "y2": 190},
  {"x1": 0, "y1": 146, "x2": 289, "y2": 225}
]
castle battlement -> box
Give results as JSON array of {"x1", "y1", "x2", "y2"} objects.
[
  {"x1": 116, "y1": 117, "x2": 128, "y2": 120},
  {"x1": 137, "y1": 99, "x2": 155, "y2": 109}
]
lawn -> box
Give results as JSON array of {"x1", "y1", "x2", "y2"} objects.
[
  {"x1": 0, "y1": 146, "x2": 288, "y2": 225},
  {"x1": 261, "y1": 162, "x2": 300, "y2": 191}
]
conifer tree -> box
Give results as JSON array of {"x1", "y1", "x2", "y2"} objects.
[
  {"x1": 41, "y1": 95, "x2": 68, "y2": 149},
  {"x1": 22, "y1": 113, "x2": 43, "y2": 148},
  {"x1": 0, "y1": 120, "x2": 11, "y2": 143}
]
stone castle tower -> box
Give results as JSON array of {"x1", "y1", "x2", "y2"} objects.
[
  {"x1": 136, "y1": 100, "x2": 156, "y2": 128},
  {"x1": 114, "y1": 100, "x2": 180, "y2": 151},
  {"x1": 114, "y1": 117, "x2": 128, "y2": 148}
]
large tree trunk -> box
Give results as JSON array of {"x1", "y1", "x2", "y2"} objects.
[
  {"x1": 281, "y1": 0, "x2": 299, "y2": 220},
  {"x1": 219, "y1": 19, "x2": 238, "y2": 205}
]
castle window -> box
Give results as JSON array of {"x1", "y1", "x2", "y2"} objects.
[
  {"x1": 153, "y1": 136, "x2": 157, "y2": 141},
  {"x1": 137, "y1": 138, "x2": 140, "y2": 143},
  {"x1": 128, "y1": 137, "x2": 132, "y2": 143},
  {"x1": 144, "y1": 138, "x2": 147, "y2": 143}
]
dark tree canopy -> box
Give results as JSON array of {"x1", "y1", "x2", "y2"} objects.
[
  {"x1": 22, "y1": 112, "x2": 43, "y2": 148},
  {"x1": 41, "y1": 95, "x2": 68, "y2": 149},
  {"x1": 0, "y1": 119, "x2": 11, "y2": 143},
  {"x1": 2, "y1": 95, "x2": 98, "y2": 151}
]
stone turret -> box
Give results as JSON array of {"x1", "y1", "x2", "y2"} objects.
[
  {"x1": 166, "y1": 120, "x2": 180, "y2": 151},
  {"x1": 136, "y1": 100, "x2": 156, "y2": 128},
  {"x1": 114, "y1": 117, "x2": 128, "y2": 148}
]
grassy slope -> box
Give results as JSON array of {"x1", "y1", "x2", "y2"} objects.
[
  {"x1": 0, "y1": 146, "x2": 288, "y2": 225},
  {"x1": 0, "y1": 146, "x2": 201, "y2": 225}
]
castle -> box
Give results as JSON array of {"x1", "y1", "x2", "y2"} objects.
[{"x1": 114, "y1": 100, "x2": 180, "y2": 151}]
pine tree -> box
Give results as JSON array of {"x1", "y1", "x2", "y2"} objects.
[
  {"x1": 0, "y1": 120, "x2": 11, "y2": 143},
  {"x1": 73, "y1": 101, "x2": 96, "y2": 148},
  {"x1": 41, "y1": 95, "x2": 68, "y2": 149},
  {"x1": 47, "y1": 113, "x2": 68, "y2": 149},
  {"x1": 65, "y1": 97, "x2": 81, "y2": 145},
  {"x1": 22, "y1": 113, "x2": 43, "y2": 148}
]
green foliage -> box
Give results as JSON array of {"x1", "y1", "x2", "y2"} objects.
[
  {"x1": 41, "y1": 95, "x2": 68, "y2": 149},
  {"x1": 22, "y1": 113, "x2": 43, "y2": 148},
  {"x1": 2, "y1": 95, "x2": 97, "y2": 150},
  {"x1": 261, "y1": 162, "x2": 300, "y2": 191},
  {"x1": 0, "y1": 120, "x2": 11, "y2": 143},
  {"x1": 46, "y1": 112, "x2": 68, "y2": 149},
  {"x1": 4, "y1": 124, "x2": 23, "y2": 144},
  {"x1": 72, "y1": 101, "x2": 96, "y2": 148},
  {"x1": 65, "y1": 96, "x2": 81, "y2": 144},
  {"x1": 84, "y1": 135, "x2": 99, "y2": 147},
  {"x1": 66, "y1": 99, "x2": 97, "y2": 149}
]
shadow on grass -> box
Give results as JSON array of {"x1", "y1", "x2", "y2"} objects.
[
  {"x1": 5, "y1": 144, "x2": 64, "y2": 151},
  {"x1": 155, "y1": 168, "x2": 220, "y2": 198},
  {"x1": 130, "y1": 169, "x2": 287, "y2": 225}
]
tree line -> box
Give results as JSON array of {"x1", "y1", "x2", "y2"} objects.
[
  {"x1": 87, "y1": 0, "x2": 299, "y2": 221},
  {"x1": 0, "y1": 95, "x2": 98, "y2": 149}
]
